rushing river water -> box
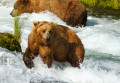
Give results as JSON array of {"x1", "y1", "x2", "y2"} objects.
[{"x1": 0, "y1": 0, "x2": 120, "y2": 83}]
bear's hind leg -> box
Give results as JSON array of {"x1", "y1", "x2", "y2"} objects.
[
  {"x1": 68, "y1": 45, "x2": 85, "y2": 68},
  {"x1": 68, "y1": 54, "x2": 80, "y2": 68}
]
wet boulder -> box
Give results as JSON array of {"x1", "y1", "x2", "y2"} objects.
[{"x1": 0, "y1": 33, "x2": 22, "y2": 52}]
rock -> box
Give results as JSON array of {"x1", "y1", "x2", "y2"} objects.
[{"x1": 0, "y1": 33, "x2": 22, "y2": 52}]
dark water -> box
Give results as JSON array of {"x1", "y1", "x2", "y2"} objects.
[{"x1": 87, "y1": 7, "x2": 120, "y2": 19}]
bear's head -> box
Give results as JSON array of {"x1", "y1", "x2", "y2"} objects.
[
  {"x1": 33, "y1": 21, "x2": 56, "y2": 45},
  {"x1": 10, "y1": 0, "x2": 31, "y2": 16}
]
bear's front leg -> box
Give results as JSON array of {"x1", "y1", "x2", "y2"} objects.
[
  {"x1": 23, "y1": 47, "x2": 34, "y2": 69},
  {"x1": 42, "y1": 54, "x2": 53, "y2": 68},
  {"x1": 39, "y1": 46, "x2": 53, "y2": 68}
]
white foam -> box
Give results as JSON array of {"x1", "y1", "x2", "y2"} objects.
[
  {"x1": 0, "y1": 2, "x2": 120, "y2": 83},
  {"x1": 0, "y1": 0, "x2": 16, "y2": 7}
]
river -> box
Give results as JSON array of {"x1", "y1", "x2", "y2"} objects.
[{"x1": 0, "y1": 0, "x2": 120, "y2": 83}]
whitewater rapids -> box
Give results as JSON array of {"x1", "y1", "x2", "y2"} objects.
[{"x1": 0, "y1": 0, "x2": 120, "y2": 83}]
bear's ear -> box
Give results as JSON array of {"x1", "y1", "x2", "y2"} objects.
[
  {"x1": 51, "y1": 21, "x2": 57, "y2": 27},
  {"x1": 33, "y1": 21, "x2": 40, "y2": 26}
]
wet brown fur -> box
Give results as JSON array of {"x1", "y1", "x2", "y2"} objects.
[
  {"x1": 23, "y1": 21, "x2": 85, "y2": 69},
  {"x1": 11, "y1": 0, "x2": 87, "y2": 27}
]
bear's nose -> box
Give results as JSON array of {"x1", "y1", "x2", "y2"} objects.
[
  {"x1": 46, "y1": 38, "x2": 50, "y2": 42},
  {"x1": 10, "y1": 12, "x2": 12, "y2": 15},
  {"x1": 10, "y1": 11, "x2": 15, "y2": 17},
  {"x1": 10, "y1": 10, "x2": 13, "y2": 16}
]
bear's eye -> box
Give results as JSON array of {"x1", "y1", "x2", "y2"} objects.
[
  {"x1": 14, "y1": 6, "x2": 17, "y2": 9},
  {"x1": 42, "y1": 30, "x2": 46, "y2": 33}
]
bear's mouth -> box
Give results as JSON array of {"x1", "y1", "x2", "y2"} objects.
[{"x1": 10, "y1": 9, "x2": 19, "y2": 17}]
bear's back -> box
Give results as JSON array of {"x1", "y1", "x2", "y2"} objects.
[{"x1": 54, "y1": 25, "x2": 81, "y2": 44}]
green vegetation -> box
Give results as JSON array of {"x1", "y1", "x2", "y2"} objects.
[
  {"x1": 0, "y1": 16, "x2": 23, "y2": 52},
  {"x1": 0, "y1": 33, "x2": 22, "y2": 52},
  {"x1": 13, "y1": 16, "x2": 23, "y2": 43},
  {"x1": 80, "y1": 0, "x2": 120, "y2": 9}
]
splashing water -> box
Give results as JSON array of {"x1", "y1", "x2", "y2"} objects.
[
  {"x1": 0, "y1": 0, "x2": 16, "y2": 7},
  {"x1": 0, "y1": 0, "x2": 120, "y2": 83}
]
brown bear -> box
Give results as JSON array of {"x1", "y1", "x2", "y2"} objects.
[
  {"x1": 10, "y1": 0, "x2": 87, "y2": 27},
  {"x1": 23, "y1": 21, "x2": 85, "y2": 69}
]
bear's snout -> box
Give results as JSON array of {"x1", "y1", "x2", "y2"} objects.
[
  {"x1": 10, "y1": 11, "x2": 14, "y2": 16},
  {"x1": 46, "y1": 38, "x2": 50, "y2": 43},
  {"x1": 10, "y1": 12, "x2": 12, "y2": 16},
  {"x1": 10, "y1": 9, "x2": 20, "y2": 17},
  {"x1": 45, "y1": 33, "x2": 51, "y2": 43},
  {"x1": 10, "y1": 10, "x2": 16, "y2": 17}
]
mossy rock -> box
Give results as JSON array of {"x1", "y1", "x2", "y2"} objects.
[{"x1": 0, "y1": 33, "x2": 22, "y2": 52}]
